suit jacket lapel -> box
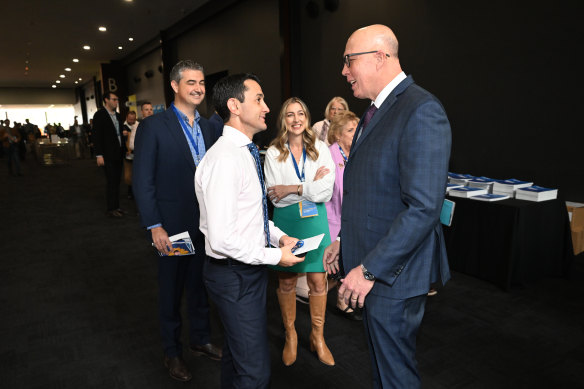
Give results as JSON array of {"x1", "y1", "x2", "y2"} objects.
[
  {"x1": 165, "y1": 109, "x2": 196, "y2": 173},
  {"x1": 351, "y1": 76, "x2": 415, "y2": 156}
]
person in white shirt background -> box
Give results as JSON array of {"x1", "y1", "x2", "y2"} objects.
[
  {"x1": 263, "y1": 97, "x2": 336, "y2": 367},
  {"x1": 311, "y1": 96, "x2": 349, "y2": 146},
  {"x1": 195, "y1": 73, "x2": 303, "y2": 389}
]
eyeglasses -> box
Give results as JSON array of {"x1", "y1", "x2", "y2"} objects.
[{"x1": 342, "y1": 51, "x2": 390, "y2": 68}]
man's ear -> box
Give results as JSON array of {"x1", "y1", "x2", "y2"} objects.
[
  {"x1": 227, "y1": 98, "x2": 239, "y2": 116},
  {"x1": 170, "y1": 80, "x2": 179, "y2": 94}
]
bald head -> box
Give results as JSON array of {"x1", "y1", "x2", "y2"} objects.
[
  {"x1": 342, "y1": 24, "x2": 402, "y2": 101},
  {"x1": 349, "y1": 24, "x2": 399, "y2": 58}
]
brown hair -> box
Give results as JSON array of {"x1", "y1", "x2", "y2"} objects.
[
  {"x1": 270, "y1": 97, "x2": 319, "y2": 162},
  {"x1": 327, "y1": 111, "x2": 359, "y2": 145}
]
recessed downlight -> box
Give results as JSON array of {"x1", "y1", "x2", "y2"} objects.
[
  {"x1": 118, "y1": 46, "x2": 123, "y2": 50},
  {"x1": 128, "y1": 37, "x2": 134, "y2": 41},
  {"x1": 65, "y1": 68, "x2": 71, "y2": 72},
  {"x1": 52, "y1": 85, "x2": 57, "y2": 88},
  {"x1": 83, "y1": 45, "x2": 91, "y2": 50},
  {"x1": 98, "y1": 26, "x2": 107, "y2": 32},
  {"x1": 56, "y1": 80, "x2": 61, "y2": 84},
  {"x1": 59, "y1": 74, "x2": 65, "y2": 78},
  {"x1": 73, "y1": 58, "x2": 79, "y2": 63}
]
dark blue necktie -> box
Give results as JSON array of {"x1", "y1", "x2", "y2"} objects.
[{"x1": 247, "y1": 143, "x2": 270, "y2": 247}]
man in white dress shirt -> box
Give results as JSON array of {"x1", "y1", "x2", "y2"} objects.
[{"x1": 195, "y1": 73, "x2": 304, "y2": 389}]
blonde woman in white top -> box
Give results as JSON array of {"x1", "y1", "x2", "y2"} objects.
[{"x1": 264, "y1": 97, "x2": 336, "y2": 367}]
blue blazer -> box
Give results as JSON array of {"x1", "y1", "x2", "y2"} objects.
[
  {"x1": 132, "y1": 107, "x2": 221, "y2": 245},
  {"x1": 340, "y1": 76, "x2": 452, "y2": 299}
]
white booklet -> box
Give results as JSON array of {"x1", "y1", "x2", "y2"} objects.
[
  {"x1": 291, "y1": 233, "x2": 325, "y2": 256},
  {"x1": 152, "y1": 231, "x2": 195, "y2": 256}
]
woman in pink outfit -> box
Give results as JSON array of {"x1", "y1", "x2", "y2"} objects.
[{"x1": 325, "y1": 111, "x2": 360, "y2": 319}]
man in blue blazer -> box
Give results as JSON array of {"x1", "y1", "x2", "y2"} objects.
[
  {"x1": 133, "y1": 60, "x2": 222, "y2": 382},
  {"x1": 324, "y1": 25, "x2": 452, "y2": 388}
]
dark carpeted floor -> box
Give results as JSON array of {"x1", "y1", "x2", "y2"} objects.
[{"x1": 1, "y1": 154, "x2": 583, "y2": 389}]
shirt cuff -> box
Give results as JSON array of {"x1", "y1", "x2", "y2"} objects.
[{"x1": 147, "y1": 223, "x2": 162, "y2": 230}]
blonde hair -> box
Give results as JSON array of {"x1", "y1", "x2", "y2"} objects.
[
  {"x1": 328, "y1": 111, "x2": 359, "y2": 145},
  {"x1": 324, "y1": 97, "x2": 349, "y2": 120},
  {"x1": 270, "y1": 97, "x2": 319, "y2": 163}
]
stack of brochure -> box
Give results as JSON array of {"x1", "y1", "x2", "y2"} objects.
[
  {"x1": 470, "y1": 194, "x2": 510, "y2": 202},
  {"x1": 515, "y1": 185, "x2": 558, "y2": 202},
  {"x1": 448, "y1": 172, "x2": 474, "y2": 186},
  {"x1": 446, "y1": 183, "x2": 464, "y2": 193},
  {"x1": 448, "y1": 187, "x2": 488, "y2": 198},
  {"x1": 468, "y1": 177, "x2": 495, "y2": 193},
  {"x1": 492, "y1": 178, "x2": 533, "y2": 197}
]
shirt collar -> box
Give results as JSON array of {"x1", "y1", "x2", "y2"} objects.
[
  {"x1": 223, "y1": 125, "x2": 254, "y2": 147},
  {"x1": 171, "y1": 102, "x2": 200, "y2": 125},
  {"x1": 372, "y1": 71, "x2": 407, "y2": 108}
]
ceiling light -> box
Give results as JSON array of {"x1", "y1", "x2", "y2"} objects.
[
  {"x1": 56, "y1": 80, "x2": 61, "y2": 84},
  {"x1": 25, "y1": 66, "x2": 29, "y2": 71},
  {"x1": 59, "y1": 74, "x2": 65, "y2": 78},
  {"x1": 78, "y1": 78, "x2": 82, "y2": 81},
  {"x1": 65, "y1": 68, "x2": 71, "y2": 71},
  {"x1": 75, "y1": 81, "x2": 79, "y2": 84},
  {"x1": 73, "y1": 58, "x2": 79, "y2": 63},
  {"x1": 118, "y1": 46, "x2": 123, "y2": 50},
  {"x1": 83, "y1": 45, "x2": 91, "y2": 50},
  {"x1": 128, "y1": 37, "x2": 134, "y2": 41},
  {"x1": 52, "y1": 85, "x2": 57, "y2": 88},
  {"x1": 99, "y1": 26, "x2": 107, "y2": 32}
]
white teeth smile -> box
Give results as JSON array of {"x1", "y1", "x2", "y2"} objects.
[{"x1": 350, "y1": 80, "x2": 356, "y2": 85}]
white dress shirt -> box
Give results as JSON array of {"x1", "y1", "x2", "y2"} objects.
[
  {"x1": 356, "y1": 71, "x2": 407, "y2": 140},
  {"x1": 264, "y1": 139, "x2": 335, "y2": 208},
  {"x1": 195, "y1": 126, "x2": 286, "y2": 265}
]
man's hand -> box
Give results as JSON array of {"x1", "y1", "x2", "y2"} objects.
[
  {"x1": 279, "y1": 235, "x2": 298, "y2": 248},
  {"x1": 278, "y1": 240, "x2": 305, "y2": 267},
  {"x1": 96, "y1": 156, "x2": 105, "y2": 166},
  {"x1": 322, "y1": 240, "x2": 340, "y2": 275},
  {"x1": 313, "y1": 166, "x2": 330, "y2": 181},
  {"x1": 151, "y1": 226, "x2": 172, "y2": 255},
  {"x1": 338, "y1": 265, "x2": 375, "y2": 309}
]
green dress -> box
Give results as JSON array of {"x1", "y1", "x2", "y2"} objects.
[{"x1": 270, "y1": 202, "x2": 331, "y2": 273}]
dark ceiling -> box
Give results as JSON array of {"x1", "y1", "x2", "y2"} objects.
[{"x1": 1, "y1": 0, "x2": 209, "y2": 89}]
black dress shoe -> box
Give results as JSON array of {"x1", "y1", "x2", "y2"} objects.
[
  {"x1": 190, "y1": 343, "x2": 222, "y2": 361},
  {"x1": 164, "y1": 356, "x2": 192, "y2": 382}
]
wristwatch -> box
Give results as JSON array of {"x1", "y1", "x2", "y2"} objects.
[{"x1": 361, "y1": 264, "x2": 376, "y2": 281}]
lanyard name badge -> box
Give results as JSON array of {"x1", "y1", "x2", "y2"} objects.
[
  {"x1": 338, "y1": 144, "x2": 348, "y2": 165},
  {"x1": 172, "y1": 104, "x2": 203, "y2": 166},
  {"x1": 288, "y1": 143, "x2": 318, "y2": 218}
]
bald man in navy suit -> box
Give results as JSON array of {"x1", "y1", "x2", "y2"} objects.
[{"x1": 324, "y1": 25, "x2": 452, "y2": 389}]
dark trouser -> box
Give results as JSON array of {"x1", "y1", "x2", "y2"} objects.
[
  {"x1": 362, "y1": 293, "x2": 428, "y2": 389},
  {"x1": 5, "y1": 145, "x2": 21, "y2": 175},
  {"x1": 158, "y1": 251, "x2": 211, "y2": 357},
  {"x1": 102, "y1": 159, "x2": 122, "y2": 211},
  {"x1": 203, "y1": 258, "x2": 270, "y2": 389}
]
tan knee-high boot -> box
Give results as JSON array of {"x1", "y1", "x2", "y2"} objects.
[
  {"x1": 309, "y1": 293, "x2": 335, "y2": 366},
  {"x1": 276, "y1": 289, "x2": 297, "y2": 366}
]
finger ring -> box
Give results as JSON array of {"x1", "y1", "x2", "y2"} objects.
[{"x1": 351, "y1": 297, "x2": 358, "y2": 300}]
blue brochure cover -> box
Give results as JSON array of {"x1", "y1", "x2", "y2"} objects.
[{"x1": 440, "y1": 199, "x2": 455, "y2": 226}]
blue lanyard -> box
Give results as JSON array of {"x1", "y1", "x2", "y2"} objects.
[
  {"x1": 287, "y1": 143, "x2": 306, "y2": 182},
  {"x1": 171, "y1": 104, "x2": 201, "y2": 158},
  {"x1": 338, "y1": 144, "x2": 348, "y2": 164}
]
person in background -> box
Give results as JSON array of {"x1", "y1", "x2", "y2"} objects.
[
  {"x1": 93, "y1": 92, "x2": 124, "y2": 218},
  {"x1": 264, "y1": 97, "x2": 336, "y2": 367},
  {"x1": 122, "y1": 111, "x2": 138, "y2": 200},
  {"x1": 128, "y1": 102, "x2": 153, "y2": 156},
  {"x1": 133, "y1": 60, "x2": 222, "y2": 383},
  {"x1": 312, "y1": 96, "x2": 349, "y2": 146},
  {"x1": 1, "y1": 119, "x2": 22, "y2": 176},
  {"x1": 325, "y1": 110, "x2": 361, "y2": 320}
]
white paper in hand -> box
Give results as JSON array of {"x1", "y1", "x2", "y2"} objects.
[{"x1": 291, "y1": 233, "x2": 325, "y2": 255}]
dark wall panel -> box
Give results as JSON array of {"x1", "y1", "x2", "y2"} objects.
[{"x1": 297, "y1": 0, "x2": 584, "y2": 201}]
